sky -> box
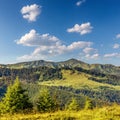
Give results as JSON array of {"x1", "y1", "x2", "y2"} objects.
[{"x1": 1, "y1": 0, "x2": 120, "y2": 65}]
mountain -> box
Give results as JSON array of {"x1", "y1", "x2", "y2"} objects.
[
  {"x1": 2, "y1": 58, "x2": 89, "y2": 69},
  {"x1": 4, "y1": 60, "x2": 56, "y2": 68},
  {"x1": 0, "y1": 58, "x2": 120, "y2": 105},
  {"x1": 2, "y1": 58, "x2": 120, "y2": 75},
  {"x1": 1, "y1": 58, "x2": 120, "y2": 85}
]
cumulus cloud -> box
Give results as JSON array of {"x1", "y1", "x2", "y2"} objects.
[
  {"x1": 76, "y1": 0, "x2": 85, "y2": 6},
  {"x1": 82, "y1": 47, "x2": 99, "y2": 59},
  {"x1": 84, "y1": 53, "x2": 99, "y2": 59},
  {"x1": 113, "y1": 43, "x2": 120, "y2": 49},
  {"x1": 83, "y1": 47, "x2": 96, "y2": 54},
  {"x1": 80, "y1": 53, "x2": 99, "y2": 60},
  {"x1": 67, "y1": 22, "x2": 93, "y2": 35},
  {"x1": 16, "y1": 29, "x2": 94, "y2": 61},
  {"x1": 104, "y1": 53, "x2": 120, "y2": 58},
  {"x1": 90, "y1": 54, "x2": 99, "y2": 59},
  {"x1": 116, "y1": 34, "x2": 120, "y2": 39},
  {"x1": 67, "y1": 41, "x2": 92, "y2": 51},
  {"x1": 16, "y1": 29, "x2": 60, "y2": 46},
  {"x1": 81, "y1": 46, "x2": 99, "y2": 60},
  {"x1": 21, "y1": 4, "x2": 41, "y2": 22}
]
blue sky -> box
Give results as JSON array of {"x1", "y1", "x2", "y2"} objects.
[{"x1": 1, "y1": 0, "x2": 120, "y2": 65}]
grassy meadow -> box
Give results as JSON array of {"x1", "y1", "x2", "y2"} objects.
[
  {"x1": 40, "y1": 70, "x2": 120, "y2": 90},
  {"x1": 0, "y1": 105, "x2": 120, "y2": 120}
]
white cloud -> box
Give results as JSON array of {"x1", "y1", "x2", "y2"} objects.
[
  {"x1": 80, "y1": 53, "x2": 99, "y2": 60},
  {"x1": 16, "y1": 29, "x2": 60, "y2": 46},
  {"x1": 67, "y1": 22, "x2": 93, "y2": 35},
  {"x1": 116, "y1": 34, "x2": 120, "y2": 39},
  {"x1": 21, "y1": 4, "x2": 41, "y2": 22},
  {"x1": 90, "y1": 54, "x2": 99, "y2": 59},
  {"x1": 104, "y1": 53, "x2": 120, "y2": 58},
  {"x1": 113, "y1": 43, "x2": 120, "y2": 49},
  {"x1": 82, "y1": 46, "x2": 99, "y2": 59},
  {"x1": 83, "y1": 47, "x2": 96, "y2": 54},
  {"x1": 67, "y1": 41, "x2": 92, "y2": 51},
  {"x1": 76, "y1": 0, "x2": 85, "y2": 6},
  {"x1": 16, "y1": 29, "x2": 94, "y2": 61}
]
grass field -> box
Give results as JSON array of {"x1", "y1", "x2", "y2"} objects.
[
  {"x1": 0, "y1": 105, "x2": 120, "y2": 120},
  {"x1": 40, "y1": 70, "x2": 120, "y2": 91}
]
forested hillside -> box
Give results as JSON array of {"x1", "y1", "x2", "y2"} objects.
[{"x1": 0, "y1": 59, "x2": 120, "y2": 106}]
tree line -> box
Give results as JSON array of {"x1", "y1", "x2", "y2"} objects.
[{"x1": 0, "y1": 78, "x2": 94, "y2": 114}]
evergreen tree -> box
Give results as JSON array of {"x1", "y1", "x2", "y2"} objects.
[
  {"x1": 36, "y1": 88, "x2": 56, "y2": 112},
  {"x1": 0, "y1": 77, "x2": 32, "y2": 113},
  {"x1": 84, "y1": 97, "x2": 94, "y2": 110},
  {"x1": 67, "y1": 98, "x2": 79, "y2": 111}
]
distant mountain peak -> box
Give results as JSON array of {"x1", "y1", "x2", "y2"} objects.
[{"x1": 67, "y1": 58, "x2": 79, "y2": 62}]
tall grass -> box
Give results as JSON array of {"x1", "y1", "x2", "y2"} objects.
[{"x1": 0, "y1": 105, "x2": 120, "y2": 120}]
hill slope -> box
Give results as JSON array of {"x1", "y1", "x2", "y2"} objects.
[{"x1": 0, "y1": 59, "x2": 120, "y2": 104}]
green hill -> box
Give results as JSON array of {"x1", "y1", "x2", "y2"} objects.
[
  {"x1": 0, "y1": 58, "x2": 120, "y2": 105},
  {"x1": 40, "y1": 69, "x2": 120, "y2": 90},
  {"x1": 39, "y1": 69, "x2": 120, "y2": 103}
]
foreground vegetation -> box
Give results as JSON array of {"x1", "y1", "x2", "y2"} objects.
[
  {"x1": 0, "y1": 105, "x2": 120, "y2": 120},
  {"x1": 0, "y1": 78, "x2": 120, "y2": 120}
]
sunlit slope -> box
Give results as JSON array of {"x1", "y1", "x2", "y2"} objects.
[{"x1": 40, "y1": 70, "x2": 120, "y2": 91}]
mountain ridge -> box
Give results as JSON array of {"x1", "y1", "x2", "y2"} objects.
[
  {"x1": 0, "y1": 58, "x2": 120, "y2": 76},
  {"x1": 0, "y1": 58, "x2": 119, "y2": 68}
]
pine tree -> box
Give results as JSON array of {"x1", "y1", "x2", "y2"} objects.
[
  {"x1": 36, "y1": 88, "x2": 56, "y2": 112},
  {"x1": 67, "y1": 98, "x2": 79, "y2": 111},
  {"x1": 0, "y1": 77, "x2": 32, "y2": 113},
  {"x1": 84, "y1": 97, "x2": 94, "y2": 110}
]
